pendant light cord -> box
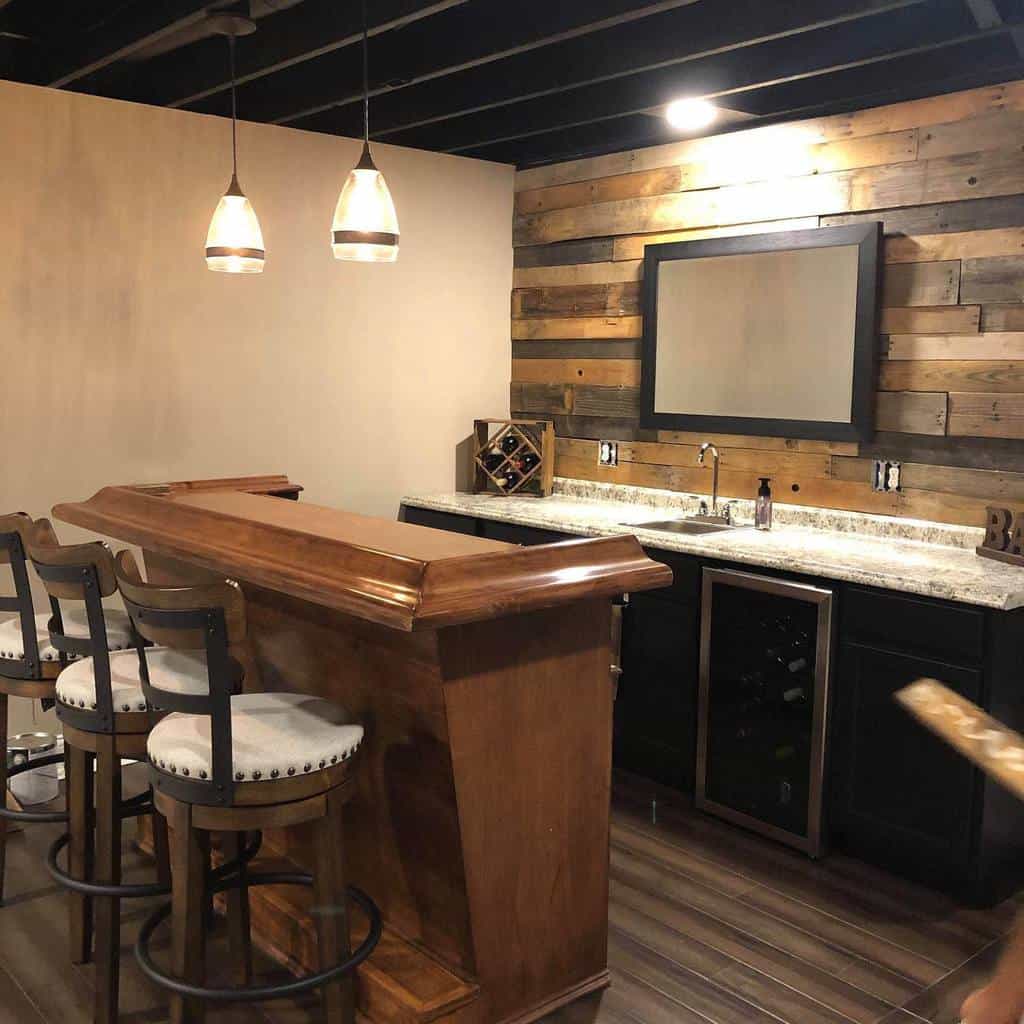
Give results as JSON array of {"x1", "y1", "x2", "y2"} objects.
[
  {"x1": 229, "y1": 32, "x2": 238, "y2": 179},
  {"x1": 361, "y1": 0, "x2": 369, "y2": 145}
]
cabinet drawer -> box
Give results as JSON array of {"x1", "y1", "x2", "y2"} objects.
[
  {"x1": 843, "y1": 586, "x2": 984, "y2": 665},
  {"x1": 400, "y1": 506, "x2": 479, "y2": 536}
]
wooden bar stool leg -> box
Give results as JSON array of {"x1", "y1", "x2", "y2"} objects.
[
  {"x1": 313, "y1": 789, "x2": 354, "y2": 1024},
  {"x1": 225, "y1": 831, "x2": 252, "y2": 985},
  {"x1": 153, "y1": 812, "x2": 171, "y2": 889},
  {"x1": 0, "y1": 692, "x2": 8, "y2": 905},
  {"x1": 93, "y1": 735, "x2": 122, "y2": 1024},
  {"x1": 166, "y1": 799, "x2": 208, "y2": 1024},
  {"x1": 66, "y1": 743, "x2": 95, "y2": 964}
]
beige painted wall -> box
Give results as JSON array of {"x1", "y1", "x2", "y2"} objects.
[{"x1": 0, "y1": 79, "x2": 514, "y2": 734}]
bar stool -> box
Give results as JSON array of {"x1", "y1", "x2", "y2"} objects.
[
  {"x1": 0, "y1": 513, "x2": 133, "y2": 909},
  {"x1": 23, "y1": 522, "x2": 183, "y2": 1024},
  {"x1": 115, "y1": 550, "x2": 381, "y2": 1024}
]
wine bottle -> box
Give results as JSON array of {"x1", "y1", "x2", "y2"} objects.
[
  {"x1": 482, "y1": 453, "x2": 504, "y2": 473},
  {"x1": 519, "y1": 451, "x2": 540, "y2": 473},
  {"x1": 500, "y1": 433, "x2": 521, "y2": 455},
  {"x1": 498, "y1": 469, "x2": 522, "y2": 489}
]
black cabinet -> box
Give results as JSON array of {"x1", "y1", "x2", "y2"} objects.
[
  {"x1": 830, "y1": 643, "x2": 981, "y2": 893},
  {"x1": 399, "y1": 505, "x2": 479, "y2": 536},
  {"x1": 615, "y1": 592, "x2": 699, "y2": 790},
  {"x1": 398, "y1": 504, "x2": 1024, "y2": 902}
]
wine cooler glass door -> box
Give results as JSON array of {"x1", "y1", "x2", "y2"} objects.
[{"x1": 697, "y1": 568, "x2": 833, "y2": 856}]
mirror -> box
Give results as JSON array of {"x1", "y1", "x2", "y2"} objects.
[{"x1": 640, "y1": 223, "x2": 882, "y2": 442}]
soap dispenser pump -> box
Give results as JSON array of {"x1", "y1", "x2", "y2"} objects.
[{"x1": 755, "y1": 477, "x2": 773, "y2": 531}]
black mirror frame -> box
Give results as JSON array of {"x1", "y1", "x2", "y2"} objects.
[{"x1": 639, "y1": 221, "x2": 883, "y2": 443}]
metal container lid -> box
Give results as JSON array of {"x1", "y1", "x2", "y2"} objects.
[{"x1": 7, "y1": 732, "x2": 57, "y2": 757}]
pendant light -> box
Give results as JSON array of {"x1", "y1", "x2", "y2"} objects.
[
  {"x1": 205, "y1": 17, "x2": 264, "y2": 274},
  {"x1": 331, "y1": 0, "x2": 400, "y2": 263}
]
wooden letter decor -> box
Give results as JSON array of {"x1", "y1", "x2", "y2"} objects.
[{"x1": 977, "y1": 505, "x2": 1024, "y2": 566}]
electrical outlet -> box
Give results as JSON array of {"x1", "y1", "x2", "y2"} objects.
[
  {"x1": 598, "y1": 441, "x2": 619, "y2": 467},
  {"x1": 872, "y1": 459, "x2": 901, "y2": 492}
]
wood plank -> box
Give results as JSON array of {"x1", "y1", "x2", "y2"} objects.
[
  {"x1": 512, "y1": 316, "x2": 642, "y2": 340},
  {"x1": 518, "y1": 130, "x2": 915, "y2": 216},
  {"x1": 513, "y1": 237, "x2": 615, "y2": 268},
  {"x1": 513, "y1": 261, "x2": 642, "y2": 288},
  {"x1": 516, "y1": 166, "x2": 683, "y2": 216},
  {"x1": 515, "y1": 151, "x2": 1024, "y2": 246},
  {"x1": 512, "y1": 358, "x2": 640, "y2": 387},
  {"x1": 512, "y1": 340, "x2": 641, "y2": 360},
  {"x1": 514, "y1": 81, "x2": 1024, "y2": 191},
  {"x1": 823, "y1": 194, "x2": 1024, "y2": 237},
  {"x1": 596, "y1": 438, "x2": 834, "y2": 480},
  {"x1": 678, "y1": 129, "x2": 918, "y2": 192},
  {"x1": 960, "y1": 255, "x2": 1024, "y2": 303},
  {"x1": 888, "y1": 333, "x2": 1024, "y2": 360},
  {"x1": 657, "y1": 430, "x2": 859, "y2": 456},
  {"x1": 879, "y1": 360, "x2": 1024, "y2": 393},
  {"x1": 917, "y1": 109, "x2": 1024, "y2": 160},
  {"x1": 573, "y1": 386, "x2": 641, "y2": 418},
  {"x1": 509, "y1": 382, "x2": 572, "y2": 415},
  {"x1": 860, "y1": 431, "x2": 1024, "y2": 473},
  {"x1": 898, "y1": 462, "x2": 1024, "y2": 501},
  {"x1": 612, "y1": 217, "x2": 819, "y2": 261},
  {"x1": 513, "y1": 282, "x2": 641, "y2": 319},
  {"x1": 948, "y1": 392, "x2": 1024, "y2": 438},
  {"x1": 885, "y1": 227, "x2": 1024, "y2": 264},
  {"x1": 510, "y1": 412, "x2": 647, "y2": 441},
  {"x1": 875, "y1": 391, "x2": 948, "y2": 435},
  {"x1": 831, "y1": 457, "x2": 1024, "y2": 502},
  {"x1": 880, "y1": 305, "x2": 980, "y2": 334},
  {"x1": 981, "y1": 303, "x2": 1024, "y2": 331},
  {"x1": 901, "y1": 941, "x2": 1003, "y2": 1022},
  {"x1": 554, "y1": 454, "x2": 900, "y2": 516},
  {"x1": 882, "y1": 261, "x2": 961, "y2": 306}
]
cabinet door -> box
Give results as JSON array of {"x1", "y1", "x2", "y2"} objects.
[
  {"x1": 614, "y1": 593, "x2": 700, "y2": 790},
  {"x1": 831, "y1": 643, "x2": 980, "y2": 889},
  {"x1": 478, "y1": 520, "x2": 574, "y2": 546}
]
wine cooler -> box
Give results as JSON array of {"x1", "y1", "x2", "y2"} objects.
[{"x1": 697, "y1": 568, "x2": 834, "y2": 856}]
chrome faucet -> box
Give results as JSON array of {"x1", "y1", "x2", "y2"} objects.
[{"x1": 698, "y1": 442, "x2": 720, "y2": 518}]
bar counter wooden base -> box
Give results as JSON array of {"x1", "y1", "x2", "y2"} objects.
[{"x1": 55, "y1": 477, "x2": 671, "y2": 1024}]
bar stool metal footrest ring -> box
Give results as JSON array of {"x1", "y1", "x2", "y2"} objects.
[
  {"x1": 134, "y1": 871, "x2": 382, "y2": 1003},
  {"x1": 47, "y1": 828, "x2": 263, "y2": 900}
]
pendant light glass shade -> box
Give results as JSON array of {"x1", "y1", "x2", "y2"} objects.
[
  {"x1": 205, "y1": 27, "x2": 264, "y2": 274},
  {"x1": 331, "y1": 144, "x2": 399, "y2": 263},
  {"x1": 206, "y1": 174, "x2": 265, "y2": 273}
]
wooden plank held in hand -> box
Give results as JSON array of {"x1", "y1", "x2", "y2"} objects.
[{"x1": 896, "y1": 680, "x2": 1024, "y2": 802}]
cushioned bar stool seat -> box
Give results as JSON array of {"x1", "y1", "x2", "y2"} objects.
[
  {"x1": 148, "y1": 692, "x2": 363, "y2": 783},
  {"x1": 25, "y1": 525, "x2": 179, "y2": 1024},
  {"x1": 115, "y1": 550, "x2": 380, "y2": 1024},
  {"x1": 0, "y1": 607, "x2": 132, "y2": 662},
  {"x1": 56, "y1": 647, "x2": 211, "y2": 714}
]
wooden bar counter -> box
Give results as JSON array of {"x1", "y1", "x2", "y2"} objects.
[{"x1": 54, "y1": 476, "x2": 672, "y2": 1024}]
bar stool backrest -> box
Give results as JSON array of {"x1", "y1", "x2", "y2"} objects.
[
  {"x1": 0, "y1": 512, "x2": 41, "y2": 679},
  {"x1": 26, "y1": 519, "x2": 120, "y2": 729},
  {"x1": 114, "y1": 550, "x2": 246, "y2": 805}
]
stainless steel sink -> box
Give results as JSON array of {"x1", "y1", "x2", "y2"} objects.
[{"x1": 626, "y1": 518, "x2": 749, "y2": 536}]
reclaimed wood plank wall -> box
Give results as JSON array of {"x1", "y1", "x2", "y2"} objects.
[{"x1": 509, "y1": 80, "x2": 1024, "y2": 525}]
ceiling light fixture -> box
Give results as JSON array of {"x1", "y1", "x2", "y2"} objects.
[
  {"x1": 205, "y1": 16, "x2": 265, "y2": 274},
  {"x1": 331, "y1": 0, "x2": 400, "y2": 263},
  {"x1": 665, "y1": 97, "x2": 718, "y2": 133}
]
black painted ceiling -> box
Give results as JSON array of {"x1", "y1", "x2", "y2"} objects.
[{"x1": 2, "y1": 0, "x2": 1023, "y2": 168}]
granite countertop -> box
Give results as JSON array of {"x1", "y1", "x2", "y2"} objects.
[{"x1": 401, "y1": 480, "x2": 1024, "y2": 611}]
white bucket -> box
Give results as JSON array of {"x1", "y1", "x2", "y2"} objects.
[{"x1": 7, "y1": 732, "x2": 60, "y2": 806}]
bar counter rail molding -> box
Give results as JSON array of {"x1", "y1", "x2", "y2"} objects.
[{"x1": 52, "y1": 474, "x2": 672, "y2": 1024}]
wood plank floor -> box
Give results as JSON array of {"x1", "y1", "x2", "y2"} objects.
[{"x1": 0, "y1": 772, "x2": 1017, "y2": 1024}]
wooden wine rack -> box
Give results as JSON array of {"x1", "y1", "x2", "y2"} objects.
[{"x1": 472, "y1": 419, "x2": 555, "y2": 497}]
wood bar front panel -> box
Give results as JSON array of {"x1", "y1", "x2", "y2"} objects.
[{"x1": 511, "y1": 80, "x2": 1024, "y2": 526}]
